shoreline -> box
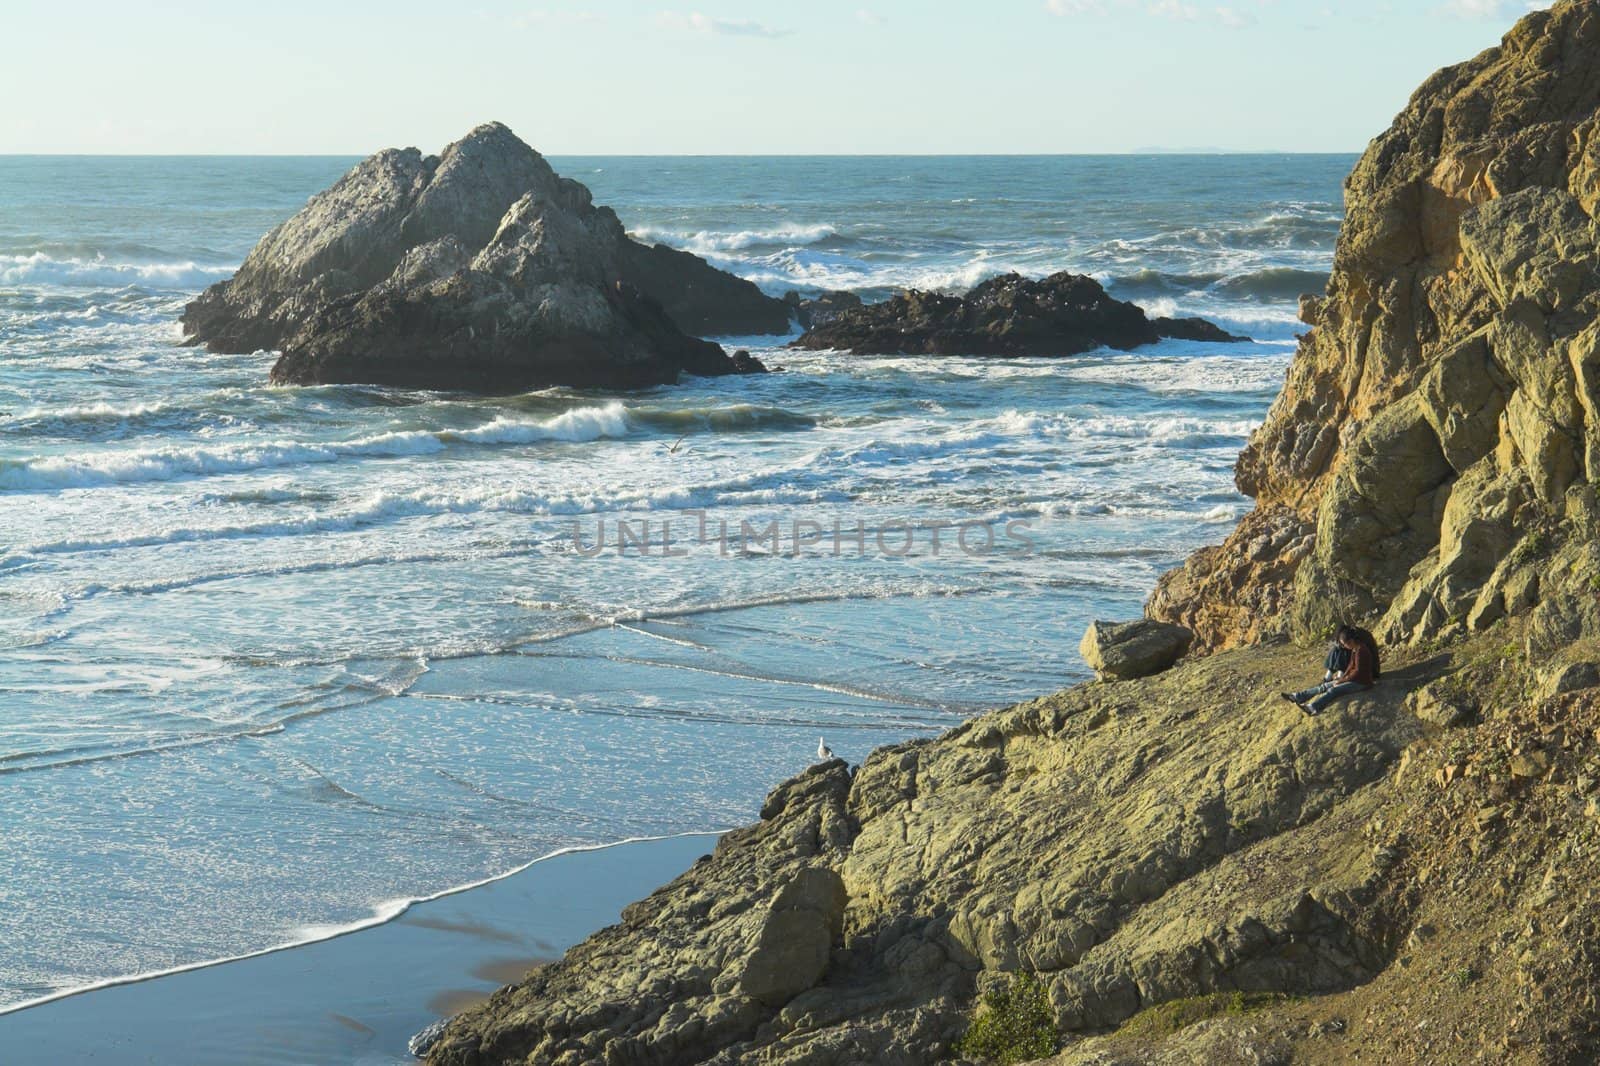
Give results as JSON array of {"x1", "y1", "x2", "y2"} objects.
[{"x1": 0, "y1": 831, "x2": 723, "y2": 1064}]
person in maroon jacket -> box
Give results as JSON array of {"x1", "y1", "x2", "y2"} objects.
[{"x1": 1281, "y1": 625, "x2": 1376, "y2": 716}]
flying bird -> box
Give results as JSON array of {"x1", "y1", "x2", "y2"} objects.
[{"x1": 817, "y1": 736, "x2": 834, "y2": 762}]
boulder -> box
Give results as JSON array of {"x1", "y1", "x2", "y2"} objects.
[
  {"x1": 736, "y1": 867, "x2": 848, "y2": 1006},
  {"x1": 181, "y1": 122, "x2": 785, "y2": 390},
  {"x1": 1538, "y1": 660, "x2": 1600, "y2": 699},
  {"x1": 788, "y1": 272, "x2": 1245, "y2": 357},
  {"x1": 1409, "y1": 686, "x2": 1477, "y2": 729},
  {"x1": 1079, "y1": 619, "x2": 1194, "y2": 680}
]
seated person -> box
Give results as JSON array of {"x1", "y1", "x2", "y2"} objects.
[{"x1": 1282, "y1": 625, "x2": 1377, "y2": 716}]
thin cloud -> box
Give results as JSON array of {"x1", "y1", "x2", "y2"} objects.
[
  {"x1": 1046, "y1": 0, "x2": 1259, "y2": 25},
  {"x1": 511, "y1": 9, "x2": 607, "y2": 28},
  {"x1": 657, "y1": 11, "x2": 792, "y2": 37},
  {"x1": 856, "y1": 8, "x2": 886, "y2": 24},
  {"x1": 1436, "y1": 0, "x2": 1551, "y2": 17}
]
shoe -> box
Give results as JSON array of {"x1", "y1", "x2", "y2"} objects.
[
  {"x1": 1279, "y1": 692, "x2": 1299, "y2": 706},
  {"x1": 1300, "y1": 703, "x2": 1319, "y2": 717}
]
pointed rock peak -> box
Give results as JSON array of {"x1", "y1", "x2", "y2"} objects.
[
  {"x1": 448, "y1": 121, "x2": 531, "y2": 154},
  {"x1": 405, "y1": 123, "x2": 560, "y2": 251}
]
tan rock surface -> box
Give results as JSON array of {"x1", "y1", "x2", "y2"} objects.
[{"x1": 1151, "y1": 1, "x2": 1600, "y2": 652}]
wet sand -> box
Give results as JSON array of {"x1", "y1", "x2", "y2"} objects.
[{"x1": 0, "y1": 833, "x2": 720, "y2": 1065}]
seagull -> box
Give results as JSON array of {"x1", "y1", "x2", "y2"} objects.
[
  {"x1": 664, "y1": 436, "x2": 686, "y2": 455},
  {"x1": 817, "y1": 736, "x2": 834, "y2": 762}
]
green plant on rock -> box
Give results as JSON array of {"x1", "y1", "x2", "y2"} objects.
[
  {"x1": 956, "y1": 972, "x2": 1060, "y2": 1064},
  {"x1": 1508, "y1": 528, "x2": 1553, "y2": 568}
]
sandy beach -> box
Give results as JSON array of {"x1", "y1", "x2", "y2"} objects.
[{"x1": 0, "y1": 833, "x2": 720, "y2": 1065}]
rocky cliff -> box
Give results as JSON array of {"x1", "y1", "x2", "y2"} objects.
[
  {"x1": 421, "y1": 6, "x2": 1600, "y2": 1063},
  {"x1": 1150, "y1": 1, "x2": 1600, "y2": 654},
  {"x1": 181, "y1": 123, "x2": 787, "y2": 390},
  {"x1": 427, "y1": 634, "x2": 1600, "y2": 1064}
]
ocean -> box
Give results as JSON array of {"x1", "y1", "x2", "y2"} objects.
[{"x1": 0, "y1": 153, "x2": 1351, "y2": 1009}]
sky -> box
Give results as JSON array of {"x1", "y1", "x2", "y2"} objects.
[{"x1": 0, "y1": 0, "x2": 1554, "y2": 154}]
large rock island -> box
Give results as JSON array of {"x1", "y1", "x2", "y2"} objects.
[
  {"x1": 181, "y1": 123, "x2": 788, "y2": 391},
  {"x1": 424, "y1": 5, "x2": 1600, "y2": 1063},
  {"x1": 789, "y1": 271, "x2": 1244, "y2": 357}
]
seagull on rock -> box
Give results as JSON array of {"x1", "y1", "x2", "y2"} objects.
[{"x1": 817, "y1": 736, "x2": 834, "y2": 762}]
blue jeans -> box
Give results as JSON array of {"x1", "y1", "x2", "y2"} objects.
[{"x1": 1292, "y1": 680, "x2": 1370, "y2": 714}]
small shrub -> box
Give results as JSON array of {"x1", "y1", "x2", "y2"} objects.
[
  {"x1": 1509, "y1": 528, "x2": 1552, "y2": 568},
  {"x1": 956, "y1": 973, "x2": 1059, "y2": 1064},
  {"x1": 1449, "y1": 966, "x2": 1478, "y2": 990}
]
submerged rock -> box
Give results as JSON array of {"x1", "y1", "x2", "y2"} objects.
[
  {"x1": 1079, "y1": 618, "x2": 1194, "y2": 680},
  {"x1": 181, "y1": 123, "x2": 784, "y2": 390},
  {"x1": 787, "y1": 272, "x2": 1244, "y2": 357},
  {"x1": 1151, "y1": 1, "x2": 1600, "y2": 652}
]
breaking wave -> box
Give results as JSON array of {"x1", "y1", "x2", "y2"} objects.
[{"x1": 0, "y1": 252, "x2": 235, "y2": 290}]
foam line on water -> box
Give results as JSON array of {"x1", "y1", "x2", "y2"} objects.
[
  {"x1": 598, "y1": 652, "x2": 981, "y2": 713},
  {"x1": 0, "y1": 831, "x2": 727, "y2": 1018}
]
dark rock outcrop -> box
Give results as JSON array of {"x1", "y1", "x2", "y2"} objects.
[
  {"x1": 1150, "y1": 1, "x2": 1600, "y2": 653},
  {"x1": 782, "y1": 290, "x2": 864, "y2": 330},
  {"x1": 181, "y1": 123, "x2": 785, "y2": 390},
  {"x1": 788, "y1": 272, "x2": 1244, "y2": 357},
  {"x1": 618, "y1": 240, "x2": 792, "y2": 336}
]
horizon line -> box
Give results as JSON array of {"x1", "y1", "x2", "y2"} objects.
[{"x1": 0, "y1": 150, "x2": 1367, "y2": 159}]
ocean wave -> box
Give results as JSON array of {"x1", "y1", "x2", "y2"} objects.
[
  {"x1": 3, "y1": 465, "x2": 852, "y2": 562},
  {"x1": 1103, "y1": 265, "x2": 1329, "y2": 303},
  {"x1": 1209, "y1": 266, "x2": 1330, "y2": 301},
  {"x1": 8, "y1": 400, "x2": 175, "y2": 425},
  {"x1": 0, "y1": 398, "x2": 831, "y2": 490},
  {"x1": 0, "y1": 252, "x2": 235, "y2": 290},
  {"x1": 629, "y1": 222, "x2": 837, "y2": 254},
  {"x1": 0, "y1": 403, "x2": 635, "y2": 491},
  {"x1": 631, "y1": 403, "x2": 817, "y2": 432}
]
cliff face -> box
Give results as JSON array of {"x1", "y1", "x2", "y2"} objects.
[
  {"x1": 1151, "y1": 1, "x2": 1600, "y2": 654},
  {"x1": 181, "y1": 124, "x2": 787, "y2": 391}
]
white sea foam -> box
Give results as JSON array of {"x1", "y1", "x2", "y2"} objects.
[
  {"x1": 11, "y1": 400, "x2": 173, "y2": 424},
  {"x1": 0, "y1": 252, "x2": 235, "y2": 290},
  {"x1": 629, "y1": 222, "x2": 836, "y2": 254}
]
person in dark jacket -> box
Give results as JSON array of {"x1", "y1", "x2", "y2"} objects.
[{"x1": 1282, "y1": 625, "x2": 1377, "y2": 715}]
